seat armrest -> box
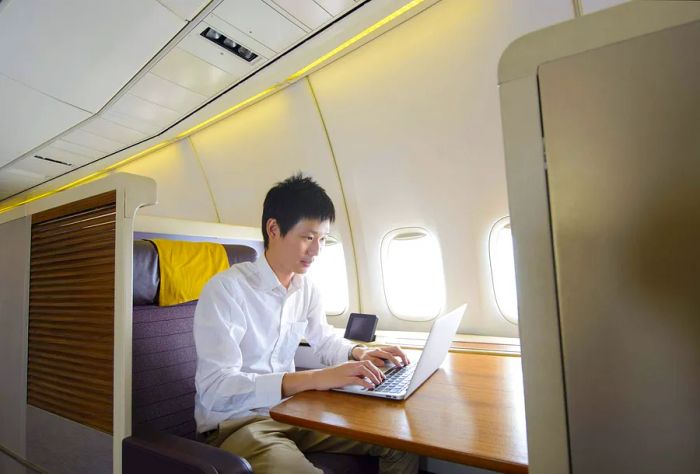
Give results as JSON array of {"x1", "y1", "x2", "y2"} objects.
[{"x1": 123, "y1": 430, "x2": 252, "y2": 474}]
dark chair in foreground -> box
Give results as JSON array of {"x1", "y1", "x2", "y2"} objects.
[{"x1": 122, "y1": 240, "x2": 378, "y2": 473}]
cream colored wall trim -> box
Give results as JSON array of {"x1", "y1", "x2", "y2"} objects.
[
  {"x1": 134, "y1": 214, "x2": 262, "y2": 242},
  {"x1": 186, "y1": 137, "x2": 222, "y2": 224},
  {"x1": 0, "y1": 173, "x2": 156, "y2": 226},
  {"x1": 499, "y1": 1, "x2": 700, "y2": 83},
  {"x1": 305, "y1": 76, "x2": 363, "y2": 312}
]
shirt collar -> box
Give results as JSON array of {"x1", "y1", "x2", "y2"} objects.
[{"x1": 254, "y1": 253, "x2": 303, "y2": 293}]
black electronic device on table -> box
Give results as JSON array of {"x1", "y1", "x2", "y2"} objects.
[{"x1": 344, "y1": 313, "x2": 379, "y2": 342}]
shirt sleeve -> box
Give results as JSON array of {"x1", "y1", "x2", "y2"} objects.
[
  {"x1": 193, "y1": 277, "x2": 284, "y2": 417},
  {"x1": 303, "y1": 282, "x2": 355, "y2": 366}
]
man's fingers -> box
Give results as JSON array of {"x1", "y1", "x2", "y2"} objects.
[
  {"x1": 368, "y1": 356, "x2": 385, "y2": 367},
  {"x1": 384, "y1": 346, "x2": 410, "y2": 365},
  {"x1": 346, "y1": 377, "x2": 374, "y2": 389},
  {"x1": 359, "y1": 363, "x2": 383, "y2": 385},
  {"x1": 370, "y1": 349, "x2": 402, "y2": 367}
]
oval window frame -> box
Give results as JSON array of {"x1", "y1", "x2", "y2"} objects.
[
  {"x1": 380, "y1": 227, "x2": 445, "y2": 321},
  {"x1": 488, "y1": 216, "x2": 519, "y2": 325},
  {"x1": 310, "y1": 234, "x2": 349, "y2": 316}
]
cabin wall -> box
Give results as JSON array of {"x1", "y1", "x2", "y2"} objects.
[
  {"x1": 0, "y1": 216, "x2": 30, "y2": 474},
  {"x1": 120, "y1": 0, "x2": 593, "y2": 337}
]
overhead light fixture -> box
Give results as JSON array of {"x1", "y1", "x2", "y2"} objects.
[{"x1": 201, "y1": 27, "x2": 258, "y2": 62}]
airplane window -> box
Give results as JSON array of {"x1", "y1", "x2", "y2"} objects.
[
  {"x1": 381, "y1": 228, "x2": 445, "y2": 321},
  {"x1": 309, "y1": 236, "x2": 349, "y2": 316},
  {"x1": 489, "y1": 217, "x2": 518, "y2": 324}
]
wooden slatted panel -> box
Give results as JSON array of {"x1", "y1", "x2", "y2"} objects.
[{"x1": 28, "y1": 191, "x2": 116, "y2": 434}]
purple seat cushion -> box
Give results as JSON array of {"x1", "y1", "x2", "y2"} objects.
[{"x1": 132, "y1": 302, "x2": 198, "y2": 439}]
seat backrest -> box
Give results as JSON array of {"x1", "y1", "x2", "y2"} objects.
[{"x1": 131, "y1": 240, "x2": 257, "y2": 439}]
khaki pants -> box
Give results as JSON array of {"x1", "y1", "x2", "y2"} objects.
[{"x1": 207, "y1": 415, "x2": 419, "y2": 474}]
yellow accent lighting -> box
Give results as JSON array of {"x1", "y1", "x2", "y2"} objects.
[
  {"x1": 286, "y1": 0, "x2": 425, "y2": 82},
  {"x1": 175, "y1": 85, "x2": 281, "y2": 139},
  {"x1": 0, "y1": 0, "x2": 424, "y2": 216},
  {"x1": 0, "y1": 141, "x2": 170, "y2": 214}
]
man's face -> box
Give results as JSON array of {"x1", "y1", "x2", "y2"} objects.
[{"x1": 270, "y1": 218, "x2": 330, "y2": 275}]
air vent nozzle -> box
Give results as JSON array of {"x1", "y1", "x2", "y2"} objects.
[{"x1": 201, "y1": 27, "x2": 258, "y2": 62}]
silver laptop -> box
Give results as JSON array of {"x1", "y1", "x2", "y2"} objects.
[{"x1": 333, "y1": 304, "x2": 467, "y2": 400}]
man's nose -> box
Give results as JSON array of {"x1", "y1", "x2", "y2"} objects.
[{"x1": 309, "y1": 239, "x2": 321, "y2": 256}]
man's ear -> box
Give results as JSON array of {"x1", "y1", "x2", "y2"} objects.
[{"x1": 266, "y1": 218, "x2": 280, "y2": 241}]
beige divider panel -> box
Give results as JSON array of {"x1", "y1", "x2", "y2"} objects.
[
  {"x1": 307, "y1": 0, "x2": 572, "y2": 335},
  {"x1": 118, "y1": 139, "x2": 220, "y2": 222}
]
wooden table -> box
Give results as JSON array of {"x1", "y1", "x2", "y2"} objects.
[{"x1": 271, "y1": 350, "x2": 528, "y2": 474}]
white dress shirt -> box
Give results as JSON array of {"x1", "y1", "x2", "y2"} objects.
[{"x1": 193, "y1": 255, "x2": 354, "y2": 432}]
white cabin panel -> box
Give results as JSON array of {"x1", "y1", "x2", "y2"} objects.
[
  {"x1": 0, "y1": 75, "x2": 90, "y2": 168},
  {"x1": 213, "y1": 0, "x2": 306, "y2": 53},
  {"x1": 271, "y1": 0, "x2": 332, "y2": 30},
  {"x1": 79, "y1": 117, "x2": 150, "y2": 146},
  {"x1": 61, "y1": 129, "x2": 125, "y2": 156},
  {"x1": 0, "y1": 169, "x2": 45, "y2": 201},
  {"x1": 314, "y1": 0, "x2": 358, "y2": 16},
  {"x1": 158, "y1": 0, "x2": 211, "y2": 21},
  {"x1": 117, "y1": 139, "x2": 220, "y2": 223},
  {"x1": 151, "y1": 47, "x2": 237, "y2": 98},
  {"x1": 128, "y1": 72, "x2": 209, "y2": 116},
  {"x1": 308, "y1": 0, "x2": 573, "y2": 336},
  {"x1": 0, "y1": 0, "x2": 184, "y2": 113},
  {"x1": 108, "y1": 93, "x2": 182, "y2": 132}
]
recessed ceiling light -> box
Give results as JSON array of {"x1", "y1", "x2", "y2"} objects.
[{"x1": 200, "y1": 27, "x2": 258, "y2": 62}]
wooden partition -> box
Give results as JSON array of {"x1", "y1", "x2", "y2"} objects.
[{"x1": 27, "y1": 191, "x2": 116, "y2": 434}]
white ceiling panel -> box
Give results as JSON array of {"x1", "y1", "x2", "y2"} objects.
[
  {"x1": 80, "y1": 117, "x2": 150, "y2": 145},
  {"x1": 152, "y1": 47, "x2": 235, "y2": 96},
  {"x1": 51, "y1": 139, "x2": 104, "y2": 160},
  {"x1": 214, "y1": 0, "x2": 305, "y2": 53},
  {"x1": 0, "y1": 0, "x2": 184, "y2": 113},
  {"x1": 9, "y1": 156, "x2": 73, "y2": 179},
  {"x1": 179, "y1": 24, "x2": 262, "y2": 78},
  {"x1": 157, "y1": 0, "x2": 211, "y2": 21},
  {"x1": 109, "y1": 93, "x2": 182, "y2": 131},
  {"x1": 37, "y1": 145, "x2": 95, "y2": 167},
  {"x1": 273, "y1": 0, "x2": 331, "y2": 30},
  {"x1": 314, "y1": 0, "x2": 358, "y2": 16},
  {"x1": 130, "y1": 73, "x2": 208, "y2": 114},
  {"x1": 0, "y1": 168, "x2": 46, "y2": 199},
  {"x1": 101, "y1": 109, "x2": 164, "y2": 136},
  {"x1": 0, "y1": 74, "x2": 90, "y2": 167},
  {"x1": 62, "y1": 129, "x2": 125, "y2": 155}
]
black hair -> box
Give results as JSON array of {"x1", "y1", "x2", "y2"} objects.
[{"x1": 262, "y1": 173, "x2": 335, "y2": 249}]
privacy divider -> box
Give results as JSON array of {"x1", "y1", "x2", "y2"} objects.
[
  {"x1": 28, "y1": 191, "x2": 117, "y2": 434},
  {"x1": 0, "y1": 173, "x2": 156, "y2": 474}
]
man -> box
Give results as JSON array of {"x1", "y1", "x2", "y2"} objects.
[{"x1": 194, "y1": 174, "x2": 419, "y2": 473}]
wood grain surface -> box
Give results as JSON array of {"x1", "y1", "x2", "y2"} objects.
[{"x1": 271, "y1": 350, "x2": 528, "y2": 473}]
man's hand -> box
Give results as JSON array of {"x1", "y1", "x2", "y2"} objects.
[
  {"x1": 282, "y1": 361, "x2": 385, "y2": 397},
  {"x1": 352, "y1": 345, "x2": 410, "y2": 368}
]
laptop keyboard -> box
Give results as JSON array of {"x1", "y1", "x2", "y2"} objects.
[{"x1": 369, "y1": 363, "x2": 416, "y2": 393}]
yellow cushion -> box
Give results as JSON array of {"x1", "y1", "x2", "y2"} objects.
[{"x1": 150, "y1": 239, "x2": 229, "y2": 306}]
